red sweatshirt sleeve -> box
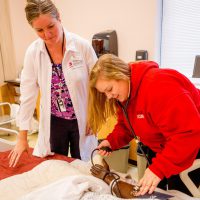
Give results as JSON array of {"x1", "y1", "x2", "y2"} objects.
[
  {"x1": 148, "y1": 85, "x2": 200, "y2": 179},
  {"x1": 107, "y1": 108, "x2": 133, "y2": 150}
]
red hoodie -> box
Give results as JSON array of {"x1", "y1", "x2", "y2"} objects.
[{"x1": 107, "y1": 61, "x2": 200, "y2": 179}]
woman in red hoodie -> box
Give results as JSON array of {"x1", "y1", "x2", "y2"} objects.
[{"x1": 88, "y1": 54, "x2": 200, "y2": 196}]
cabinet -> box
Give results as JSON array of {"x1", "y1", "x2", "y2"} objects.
[
  {"x1": 5, "y1": 79, "x2": 20, "y2": 104},
  {"x1": 0, "y1": 83, "x2": 14, "y2": 115},
  {"x1": 0, "y1": 80, "x2": 40, "y2": 120}
]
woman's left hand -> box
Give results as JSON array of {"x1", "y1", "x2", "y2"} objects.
[{"x1": 136, "y1": 168, "x2": 161, "y2": 196}]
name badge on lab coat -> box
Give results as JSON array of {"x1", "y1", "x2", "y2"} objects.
[{"x1": 68, "y1": 54, "x2": 83, "y2": 68}]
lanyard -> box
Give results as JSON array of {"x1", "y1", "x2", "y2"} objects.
[
  {"x1": 45, "y1": 31, "x2": 67, "y2": 113},
  {"x1": 45, "y1": 31, "x2": 65, "y2": 64},
  {"x1": 117, "y1": 98, "x2": 150, "y2": 166},
  {"x1": 45, "y1": 31, "x2": 65, "y2": 82}
]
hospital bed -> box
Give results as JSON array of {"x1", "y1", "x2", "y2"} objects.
[{"x1": 0, "y1": 143, "x2": 198, "y2": 200}]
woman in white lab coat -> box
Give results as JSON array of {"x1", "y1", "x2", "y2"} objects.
[{"x1": 9, "y1": 0, "x2": 97, "y2": 167}]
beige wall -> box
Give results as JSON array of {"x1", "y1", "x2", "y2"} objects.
[
  {"x1": 0, "y1": 0, "x2": 17, "y2": 83},
  {"x1": 8, "y1": 0, "x2": 37, "y2": 76},
  {"x1": 7, "y1": 0, "x2": 161, "y2": 76},
  {"x1": 55, "y1": 0, "x2": 161, "y2": 62}
]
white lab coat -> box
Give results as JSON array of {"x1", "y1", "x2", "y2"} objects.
[{"x1": 17, "y1": 29, "x2": 98, "y2": 161}]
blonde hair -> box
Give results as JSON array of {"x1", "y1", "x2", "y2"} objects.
[
  {"x1": 25, "y1": 0, "x2": 59, "y2": 25},
  {"x1": 88, "y1": 54, "x2": 130, "y2": 133}
]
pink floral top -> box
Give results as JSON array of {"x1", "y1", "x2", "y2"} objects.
[{"x1": 51, "y1": 63, "x2": 76, "y2": 120}]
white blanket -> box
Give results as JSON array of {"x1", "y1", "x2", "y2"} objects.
[
  {"x1": 0, "y1": 159, "x2": 196, "y2": 200},
  {"x1": 0, "y1": 160, "x2": 91, "y2": 200},
  {"x1": 21, "y1": 179, "x2": 196, "y2": 200},
  {"x1": 20, "y1": 175, "x2": 109, "y2": 200}
]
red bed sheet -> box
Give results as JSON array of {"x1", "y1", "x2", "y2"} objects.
[{"x1": 0, "y1": 148, "x2": 75, "y2": 180}]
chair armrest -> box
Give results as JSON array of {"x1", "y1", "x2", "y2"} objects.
[{"x1": 0, "y1": 102, "x2": 12, "y2": 110}]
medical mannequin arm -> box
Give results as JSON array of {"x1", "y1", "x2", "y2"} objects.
[{"x1": 90, "y1": 159, "x2": 140, "y2": 198}]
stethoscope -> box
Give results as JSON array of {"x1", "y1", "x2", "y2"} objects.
[
  {"x1": 90, "y1": 95, "x2": 146, "y2": 197},
  {"x1": 117, "y1": 97, "x2": 150, "y2": 166}
]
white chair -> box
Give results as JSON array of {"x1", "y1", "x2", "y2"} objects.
[
  {"x1": 0, "y1": 102, "x2": 19, "y2": 135},
  {"x1": 0, "y1": 137, "x2": 16, "y2": 152},
  {"x1": 137, "y1": 152, "x2": 200, "y2": 198},
  {"x1": 180, "y1": 159, "x2": 200, "y2": 198}
]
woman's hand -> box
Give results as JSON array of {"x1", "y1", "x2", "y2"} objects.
[
  {"x1": 8, "y1": 131, "x2": 30, "y2": 167},
  {"x1": 136, "y1": 168, "x2": 161, "y2": 196},
  {"x1": 98, "y1": 140, "x2": 112, "y2": 156}
]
